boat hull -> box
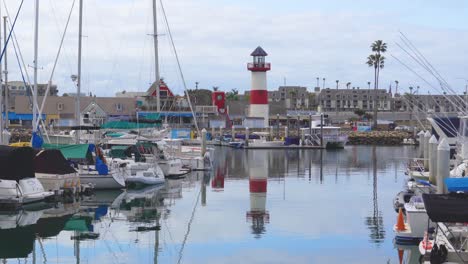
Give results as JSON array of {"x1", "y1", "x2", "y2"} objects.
[{"x1": 79, "y1": 172, "x2": 125, "y2": 190}]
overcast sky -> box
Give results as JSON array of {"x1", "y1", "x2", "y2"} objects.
[{"x1": 3, "y1": 0, "x2": 468, "y2": 97}]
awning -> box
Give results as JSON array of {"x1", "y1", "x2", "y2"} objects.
[{"x1": 42, "y1": 144, "x2": 93, "y2": 161}]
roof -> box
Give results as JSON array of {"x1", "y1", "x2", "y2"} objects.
[
  {"x1": 250, "y1": 46, "x2": 268, "y2": 56},
  {"x1": 101, "y1": 121, "x2": 160, "y2": 129}
]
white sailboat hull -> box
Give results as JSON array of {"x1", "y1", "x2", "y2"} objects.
[
  {"x1": 79, "y1": 172, "x2": 125, "y2": 190},
  {"x1": 35, "y1": 173, "x2": 80, "y2": 192}
]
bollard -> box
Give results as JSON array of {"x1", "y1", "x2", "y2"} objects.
[
  {"x1": 423, "y1": 131, "x2": 431, "y2": 170},
  {"x1": 428, "y1": 135, "x2": 438, "y2": 184},
  {"x1": 231, "y1": 126, "x2": 235, "y2": 142},
  {"x1": 245, "y1": 127, "x2": 250, "y2": 147},
  {"x1": 201, "y1": 129, "x2": 207, "y2": 157},
  {"x1": 436, "y1": 138, "x2": 450, "y2": 194},
  {"x1": 417, "y1": 130, "x2": 425, "y2": 158}
]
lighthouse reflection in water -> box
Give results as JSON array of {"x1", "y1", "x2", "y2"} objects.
[{"x1": 246, "y1": 150, "x2": 270, "y2": 238}]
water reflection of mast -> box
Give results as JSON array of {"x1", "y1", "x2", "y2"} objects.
[
  {"x1": 365, "y1": 146, "x2": 385, "y2": 245},
  {"x1": 320, "y1": 150, "x2": 324, "y2": 184}
]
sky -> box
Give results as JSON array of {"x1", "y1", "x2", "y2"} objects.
[{"x1": 2, "y1": 0, "x2": 468, "y2": 97}]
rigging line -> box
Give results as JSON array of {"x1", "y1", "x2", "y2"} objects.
[
  {"x1": 48, "y1": 0, "x2": 74, "y2": 75},
  {"x1": 399, "y1": 33, "x2": 463, "y2": 106},
  {"x1": 159, "y1": 0, "x2": 199, "y2": 134},
  {"x1": 396, "y1": 34, "x2": 465, "y2": 106},
  {"x1": 399, "y1": 32, "x2": 455, "y2": 94},
  {"x1": 176, "y1": 183, "x2": 202, "y2": 264},
  {"x1": 395, "y1": 42, "x2": 466, "y2": 112},
  {"x1": 35, "y1": 0, "x2": 77, "y2": 129},
  {"x1": 390, "y1": 54, "x2": 466, "y2": 115},
  {"x1": 0, "y1": 0, "x2": 24, "y2": 64},
  {"x1": 6, "y1": 17, "x2": 50, "y2": 142},
  {"x1": 426, "y1": 91, "x2": 461, "y2": 137}
]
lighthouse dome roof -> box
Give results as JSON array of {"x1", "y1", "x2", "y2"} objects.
[{"x1": 250, "y1": 46, "x2": 268, "y2": 56}]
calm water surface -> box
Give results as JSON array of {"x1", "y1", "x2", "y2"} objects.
[{"x1": 0, "y1": 146, "x2": 419, "y2": 264}]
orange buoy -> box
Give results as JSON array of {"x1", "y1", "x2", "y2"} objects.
[
  {"x1": 398, "y1": 248, "x2": 404, "y2": 264},
  {"x1": 396, "y1": 208, "x2": 406, "y2": 231}
]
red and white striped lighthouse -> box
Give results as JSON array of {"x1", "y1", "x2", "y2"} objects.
[{"x1": 247, "y1": 46, "x2": 270, "y2": 128}]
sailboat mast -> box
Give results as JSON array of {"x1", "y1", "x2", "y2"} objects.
[
  {"x1": 152, "y1": 0, "x2": 160, "y2": 112},
  {"x1": 32, "y1": 0, "x2": 39, "y2": 134},
  {"x1": 75, "y1": 0, "x2": 83, "y2": 143},
  {"x1": 0, "y1": 4, "x2": 3, "y2": 143},
  {"x1": 4, "y1": 16, "x2": 8, "y2": 129}
]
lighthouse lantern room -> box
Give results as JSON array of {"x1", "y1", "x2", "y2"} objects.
[{"x1": 247, "y1": 46, "x2": 270, "y2": 128}]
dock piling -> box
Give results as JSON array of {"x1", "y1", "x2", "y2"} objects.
[
  {"x1": 245, "y1": 127, "x2": 249, "y2": 147},
  {"x1": 201, "y1": 129, "x2": 207, "y2": 157},
  {"x1": 436, "y1": 138, "x2": 450, "y2": 194},
  {"x1": 428, "y1": 135, "x2": 438, "y2": 184},
  {"x1": 418, "y1": 130, "x2": 425, "y2": 158},
  {"x1": 423, "y1": 131, "x2": 431, "y2": 170}
]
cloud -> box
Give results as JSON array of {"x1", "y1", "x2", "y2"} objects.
[{"x1": 3, "y1": 0, "x2": 467, "y2": 97}]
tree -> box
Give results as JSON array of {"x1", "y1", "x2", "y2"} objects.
[
  {"x1": 354, "y1": 108, "x2": 366, "y2": 119},
  {"x1": 366, "y1": 40, "x2": 387, "y2": 128},
  {"x1": 226, "y1": 88, "x2": 239, "y2": 101},
  {"x1": 363, "y1": 113, "x2": 373, "y2": 121}
]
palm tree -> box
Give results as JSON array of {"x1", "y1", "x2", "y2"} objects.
[
  {"x1": 316, "y1": 77, "x2": 320, "y2": 88},
  {"x1": 322, "y1": 78, "x2": 326, "y2": 89},
  {"x1": 367, "y1": 81, "x2": 371, "y2": 89},
  {"x1": 346, "y1": 82, "x2": 351, "y2": 89},
  {"x1": 336, "y1": 80, "x2": 339, "y2": 89},
  {"x1": 367, "y1": 40, "x2": 387, "y2": 128}
]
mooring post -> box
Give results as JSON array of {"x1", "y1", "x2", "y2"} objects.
[
  {"x1": 201, "y1": 129, "x2": 207, "y2": 157},
  {"x1": 436, "y1": 138, "x2": 450, "y2": 194},
  {"x1": 423, "y1": 131, "x2": 431, "y2": 170},
  {"x1": 417, "y1": 130, "x2": 425, "y2": 158},
  {"x1": 245, "y1": 127, "x2": 249, "y2": 147},
  {"x1": 428, "y1": 135, "x2": 438, "y2": 184}
]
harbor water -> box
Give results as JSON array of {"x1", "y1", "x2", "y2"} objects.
[{"x1": 0, "y1": 146, "x2": 418, "y2": 264}]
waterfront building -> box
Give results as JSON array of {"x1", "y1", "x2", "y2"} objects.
[
  {"x1": 14, "y1": 96, "x2": 137, "y2": 127},
  {"x1": 317, "y1": 87, "x2": 391, "y2": 112},
  {"x1": 268, "y1": 86, "x2": 311, "y2": 109}
]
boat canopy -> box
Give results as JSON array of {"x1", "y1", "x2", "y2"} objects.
[
  {"x1": 101, "y1": 121, "x2": 159, "y2": 129},
  {"x1": 422, "y1": 193, "x2": 468, "y2": 223},
  {"x1": 0, "y1": 146, "x2": 35, "y2": 182},
  {"x1": 42, "y1": 143, "x2": 94, "y2": 162},
  {"x1": 108, "y1": 145, "x2": 131, "y2": 159},
  {"x1": 34, "y1": 149, "x2": 77, "y2": 175}
]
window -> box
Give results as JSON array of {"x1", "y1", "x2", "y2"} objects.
[
  {"x1": 116, "y1": 103, "x2": 123, "y2": 112},
  {"x1": 57, "y1": 102, "x2": 64, "y2": 111}
]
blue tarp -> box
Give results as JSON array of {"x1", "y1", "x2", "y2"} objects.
[{"x1": 445, "y1": 178, "x2": 468, "y2": 192}]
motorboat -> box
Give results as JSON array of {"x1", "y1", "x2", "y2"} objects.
[
  {"x1": 125, "y1": 167, "x2": 165, "y2": 188},
  {"x1": 244, "y1": 132, "x2": 284, "y2": 149},
  {"x1": 34, "y1": 149, "x2": 80, "y2": 192},
  {"x1": 394, "y1": 196, "x2": 433, "y2": 244},
  {"x1": 0, "y1": 146, "x2": 54, "y2": 208}
]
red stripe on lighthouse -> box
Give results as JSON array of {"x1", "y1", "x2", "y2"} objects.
[
  {"x1": 250, "y1": 90, "x2": 268, "y2": 104},
  {"x1": 250, "y1": 179, "x2": 267, "y2": 193}
]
